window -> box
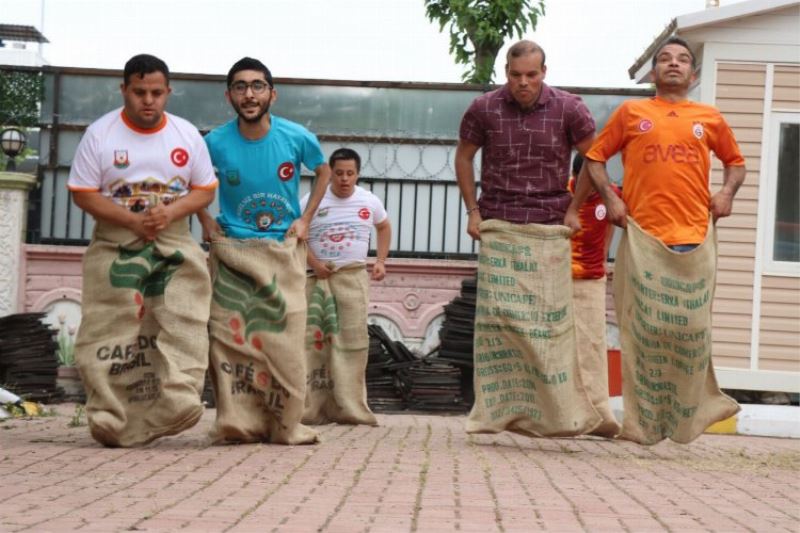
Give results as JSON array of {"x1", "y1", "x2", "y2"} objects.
[{"x1": 763, "y1": 113, "x2": 800, "y2": 274}]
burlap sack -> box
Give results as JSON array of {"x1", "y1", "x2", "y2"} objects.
[
  {"x1": 303, "y1": 265, "x2": 377, "y2": 426},
  {"x1": 75, "y1": 220, "x2": 210, "y2": 447},
  {"x1": 466, "y1": 219, "x2": 602, "y2": 437},
  {"x1": 208, "y1": 235, "x2": 318, "y2": 444},
  {"x1": 573, "y1": 277, "x2": 621, "y2": 437},
  {"x1": 614, "y1": 218, "x2": 740, "y2": 444}
]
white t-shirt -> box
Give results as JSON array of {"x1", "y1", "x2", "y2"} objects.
[
  {"x1": 67, "y1": 108, "x2": 217, "y2": 212},
  {"x1": 300, "y1": 185, "x2": 388, "y2": 268}
]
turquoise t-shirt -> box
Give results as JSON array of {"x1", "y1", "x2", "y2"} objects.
[{"x1": 205, "y1": 116, "x2": 325, "y2": 240}]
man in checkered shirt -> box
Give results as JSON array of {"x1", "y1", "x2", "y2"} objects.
[{"x1": 455, "y1": 40, "x2": 596, "y2": 236}]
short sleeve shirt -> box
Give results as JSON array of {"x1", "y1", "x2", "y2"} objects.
[
  {"x1": 300, "y1": 185, "x2": 388, "y2": 268},
  {"x1": 459, "y1": 84, "x2": 596, "y2": 224},
  {"x1": 205, "y1": 115, "x2": 325, "y2": 241},
  {"x1": 67, "y1": 109, "x2": 217, "y2": 211},
  {"x1": 568, "y1": 178, "x2": 621, "y2": 279},
  {"x1": 587, "y1": 97, "x2": 745, "y2": 245}
]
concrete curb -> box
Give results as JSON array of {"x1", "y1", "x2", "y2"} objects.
[{"x1": 608, "y1": 397, "x2": 800, "y2": 438}]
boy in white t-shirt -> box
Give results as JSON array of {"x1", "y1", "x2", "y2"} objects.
[
  {"x1": 301, "y1": 149, "x2": 390, "y2": 280},
  {"x1": 300, "y1": 148, "x2": 391, "y2": 425},
  {"x1": 66, "y1": 54, "x2": 217, "y2": 447}
]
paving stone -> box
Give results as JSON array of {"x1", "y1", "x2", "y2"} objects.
[{"x1": 0, "y1": 404, "x2": 798, "y2": 532}]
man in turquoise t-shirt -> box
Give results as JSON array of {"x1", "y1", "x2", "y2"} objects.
[
  {"x1": 198, "y1": 57, "x2": 331, "y2": 445},
  {"x1": 199, "y1": 56, "x2": 330, "y2": 240}
]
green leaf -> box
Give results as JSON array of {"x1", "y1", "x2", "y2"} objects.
[{"x1": 213, "y1": 263, "x2": 288, "y2": 338}]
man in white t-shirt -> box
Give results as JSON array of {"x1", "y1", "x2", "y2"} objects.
[
  {"x1": 301, "y1": 148, "x2": 390, "y2": 280},
  {"x1": 66, "y1": 54, "x2": 218, "y2": 447},
  {"x1": 300, "y1": 148, "x2": 391, "y2": 425}
]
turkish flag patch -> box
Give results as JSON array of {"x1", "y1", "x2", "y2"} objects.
[{"x1": 278, "y1": 162, "x2": 295, "y2": 181}]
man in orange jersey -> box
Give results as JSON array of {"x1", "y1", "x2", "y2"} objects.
[
  {"x1": 565, "y1": 37, "x2": 746, "y2": 444},
  {"x1": 568, "y1": 154, "x2": 621, "y2": 437},
  {"x1": 566, "y1": 36, "x2": 746, "y2": 246}
]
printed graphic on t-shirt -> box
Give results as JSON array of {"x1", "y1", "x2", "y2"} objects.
[
  {"x1": 109, "y1": 176, "x2": 188, "y2": 212},
  {"x1": 278, "y1": 162, "x2": 295, "y2": 181},
  {"x1": 114, "y1": 150, "x2": 130, "y2": 169},
  {"x1": 237, "y1": 192, "x2": 291, "y2": 232},
  {"x1": 309, "y1": 222, "x2": 361, "y2": 259}
]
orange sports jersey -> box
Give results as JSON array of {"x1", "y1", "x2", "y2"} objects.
[
  {"x1": 586, "y1": 97, "x2": 745, "y2": 245},
  {"x1": 568, "y1": 178, "x2": 620, "y2": 279}
]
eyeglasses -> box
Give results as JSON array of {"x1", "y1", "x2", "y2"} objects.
[{"x1": 229, "y1": 80, "x2": 271, "y2": 95}]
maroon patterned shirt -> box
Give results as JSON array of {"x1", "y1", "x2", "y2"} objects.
[{"x1": 459, "y1": 84, "x2": 596, "y2": 224}]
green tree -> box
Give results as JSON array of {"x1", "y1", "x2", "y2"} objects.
[
  {"x1": 425, "y1": 0, "x2": 546, "y2": 84},
  {"x1": 0, "y1": 69, "x2": 43, "y2": 127},
  {"x1": 0, "y1": 69, "x2": 43, "y2": 170}
]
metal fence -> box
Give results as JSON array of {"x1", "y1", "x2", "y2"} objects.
[{"x1": 5, "y1": 64, "x2": 646, "y2": 258}]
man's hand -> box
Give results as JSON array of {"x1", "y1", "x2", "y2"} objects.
[
  {"x1": 606, "y1": 195, "x2": 629, "y2": 228},
  {"x1": 312, "y1": 261, "x2": 334, "y2": 280},
  {"x1": 710, "y1": 190, "x2": 734, "y2": 221},
  {"x1": 371, "y1": 261, "x2": 386, "y2": 282},
  {"x1": 467, "y1": 210, "x2": 482, "y2": 241},
  {"x1": 200, "y1": 216, "x2": 222, "y2": 242},
  {"x1": 287, "y1": 217, "x2": 309, "y2": 241},
  {"x1": 126, "y1": 213, "x2": 153, "y2": 241},
  {"x1": 564, "y1": 206, "x2": 581, "y2": 235},
  {"x1": 143, "y1": 204, "x2": 173, "y2": 238}
]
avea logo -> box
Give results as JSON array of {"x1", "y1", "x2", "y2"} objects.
[{"x1": 642, "y1": 144, "x2": 700, "y2": 164}]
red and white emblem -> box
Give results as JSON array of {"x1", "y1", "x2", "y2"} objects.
[
  {"x1": 638, "y1": 119, "x2": 653, "y2": 132},
  {"x1": 278, "y1": 162, "x2": 295, "y2": 181},
  {"x1": 692, "y1": 122, "x2": 704, "y2": 139},
  {"x1": 594, "y1": 204, "x2": 607, "y2": 221},
  {"x1": 113, "y1": 150, "x2": 130, "y2": 168},
  {"x1": 170, "y1": 148, "x2": 189, "y2": 167},
  {"x1": 358, "y1": 208, "x2": 370, "y2": 220}
]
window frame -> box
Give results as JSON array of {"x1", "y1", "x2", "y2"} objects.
[{"x1": 761, "y1": 111, "x2": 800, "y2": 276}]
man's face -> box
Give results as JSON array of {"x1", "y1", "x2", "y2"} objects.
[
  {"x1": 652, "y1": 43, "x2": 696, "y2": 90},
  {"x1": 226, "y1": 69, "x2": 275, "y2": 124},
  {"x1": 506, "y1": 52, "x2": 546, "y2": 110},
  {"x1": 120, "y1": 71, "x2": 171, "y2": 130},
  {"x1": 330, "y1": 159, "x2": 359, "y2": 198}
]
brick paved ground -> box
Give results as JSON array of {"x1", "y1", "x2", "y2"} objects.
[{"x1": 0, "y1": 404, "x2": 798, "y2": 533}]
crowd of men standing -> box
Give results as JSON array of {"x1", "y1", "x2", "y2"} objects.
[{"x1": 66, "y1": 35, "x2": 744, "y2": 448}]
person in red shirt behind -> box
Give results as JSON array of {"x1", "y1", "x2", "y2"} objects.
[{"x1": 569, "y1": 153, "x2": 621, "y2": 437}]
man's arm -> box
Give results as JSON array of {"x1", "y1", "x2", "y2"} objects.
[
  {"x1": 455, "y1": 139, "x2": 482, "y2": 241},
  {"x1": 563, "y1": 134, "x2": 596, "y2": 233},
  {"x1": 72, "y1": 191, "x2": 151, "y2": 240},
  {"x1": 371, "y1": 219, "x2": 391, "y2": 281},
  {"x1": 586, "y1": 159, "x2": 628, "y2": 229},
  {"x1": 288, "y1": 163, "x2": 331, "y2": 240},
  {"x1": 197, "y1": 208, "x2": 222, "y2": 242},
  {"x1": 144, "y1": 188, "x2": 215, "y2": 235},
  {"x1": 710, "y1": 165, "x2": 746, "y2": 221}
]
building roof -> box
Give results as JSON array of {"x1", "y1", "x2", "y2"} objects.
[
  {"x1": 0, "y1": 24, "x2": 49, "y2": 44},
  {"x1": 628, "y1": 0, "x2": 799, "y2": 80}
]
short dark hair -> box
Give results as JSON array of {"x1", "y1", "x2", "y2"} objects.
[
  {"x1": 506, "y1": 40, "x2": 546, "y2": 69},
  {"x1": 329, "y1": 148, "x2": 361, "y2": 172},
  {"x1": 227, "y1": 57, "x2": 273, "y2": 88},
  {"x1": 123, "y1": 54, "x2": 169, "y2": 86},
  {"x1": 572, "y1": 153, "x2": 584, "y2": 177},
  {"x1": 652, "y1": 36, "x2": 696, "y2": 70}
]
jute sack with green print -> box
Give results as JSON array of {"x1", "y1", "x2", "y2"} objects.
[
  {"x1": 614, "y1": 217, "x2": 739, "y2": 445},
  {"x1": 75, "y1": 220, "x2": 210, "y2": 447},
  {"x1": 573, "y1": 277, "x2": 621, "y2": 437},
  {"x1": 208, "y1": 236, "x2": 318, "y2": 444},
  {"x1": 466, "y1": 219, "x2": 602, "y2": 437},
  {"x1": 303, "y1": 265, "x2": 377, "y2": 426}
]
